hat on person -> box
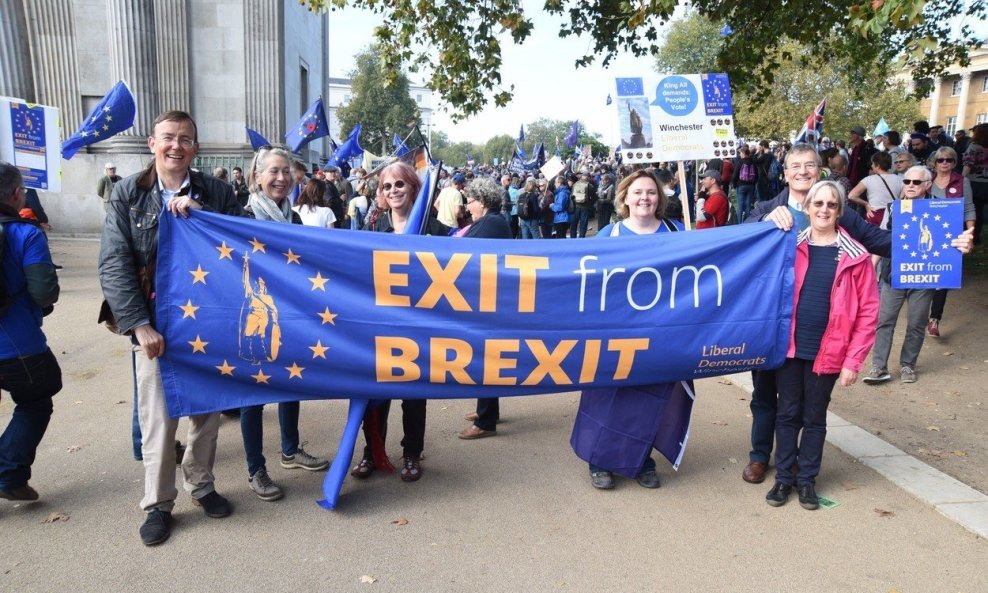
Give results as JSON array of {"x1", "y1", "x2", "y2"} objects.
[
  {"x1": 700, "y1": 170, "x2": 720, "y2": 181},
  {"x1": 849, "y1": 125, "x2": 866, "y2": 137},
  {"x1": 324, "y1": 165, "x2": 341, "y2": 173},
  {"x1": 105, "y1": 162, "x2": 116, "y2": 169},
  {"x1": 910, "y1": 132, "x2": 930, "y2": 142},
  {"x1": 452, "y1": 173, "x2": 466, "y2": 184},
  {"x1": 955, "y1": 129, "x2": 967, "y2": 137}
]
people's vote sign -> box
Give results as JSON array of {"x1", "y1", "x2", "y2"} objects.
[
  {"x1": 891, "y1": 199, "x2": 963, "y2": 289},
  {"x1": 613, "y1": 74, "x2": 738, "y2": 163}
]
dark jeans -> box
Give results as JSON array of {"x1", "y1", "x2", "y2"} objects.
[
  {"x1": 362, "y1": 399, "x2": 426, "y2": 459},
  {"x1": 971, "y1": 180, "x2": 987, "y2": 245},
  {"x1": 569, "y1": 207, "x2": 592, "y2": 238},
  {"x1": 0, "y1": 349, "x2": 61, "y2": 489},
  {"x1": 552, "y1": 222, "x2": 569, "y2": 238},
  {"x1": 930, "y1": 289, "x2": 948, "y2": 321},
  {"x1": 736, "y1": 184, "x2": 757, "y2": 221},
  {"x1": 748, "y1": 369, "x2": 777, "y2": 464},
  {"x1": 540, "y1": 222, "x2": 553, "y2": 239},
  {"x1": 474, "y1": 398, "x2": 499, "y2": 431},
  {"x1": 774, "y1": 358, "x2": 837, "y2": 486},
  {"x1": 596, "y1": 203, "x2": 614, "y2": 230},
  {"x1": 240, "y1": 402, "x2": 300, "y2": 475}
]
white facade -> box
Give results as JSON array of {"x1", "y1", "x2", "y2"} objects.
[{"x1": 327, "y1": 77, "x2": 433, "y2": 150}]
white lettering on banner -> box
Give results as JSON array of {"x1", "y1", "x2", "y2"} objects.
[{"x1": 574, "y1": 256, "x2": 723, "y2": 312}]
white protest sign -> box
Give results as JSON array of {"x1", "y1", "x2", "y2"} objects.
[
  {"x1": 540, "y1": 155, "x2": 565, "y2": 181},
  {"x1": 612, "y1": 74, "x2": 738, "y2": 164}
]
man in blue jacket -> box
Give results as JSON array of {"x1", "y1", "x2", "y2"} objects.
[
  {"x1": 739, "y1": 143, "x2": 973, "y2": 484},
  {"x1": 0, "y1": 161, "x2": 61, "y2": 502}
]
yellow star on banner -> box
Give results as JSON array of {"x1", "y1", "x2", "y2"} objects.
[
  {"x1": 102, "y1": 124, "x2": 109, "y2": 131},
  {"x1": 251, "y1": 369, "x2": 271, "y2": 384},
  {"x1": 249, "y1": 237, "x2": 266, "y2": 253},
  {"x1": 190, "y1": 265, "x2": 209, "y2": 284},
  {"x1": 318, "y1": 307, "x2": 337, "y2": 325},
  {"x1": 309, "y1": 340, "x2": 329, "y2": 359},
  {"x1": 92, "y1": 130, "x2": 100, "y2": 137},
  {"x1": 215, "y1": 360, "x2": 235, "y2": 376},
  {"x1": 179, "y1": 299, "x2": 200, "y2": 319},
  {"x1": 188, "y1": 335, "x2": 208, "y2": 353},
  {"x1": 308, "y1": 272, "x2": 328, "y2": 291},
  {"x1": 283, "y1": 249, "x2": 301, "y2": 265},
  {"x1": 216, "y1": 241, "x2": 234, "y2": 260},
  {"x1": 285, "y1": 362, "x2": 305, "y2": 379},
  {"x1": 103, "y1": 106, "x2": 111, "y2": 112},
  {"x1": 105, "y1": 114, "x2": 112, "y2": 122},
  {"x1": 80, "y1": 131, "x2": 88, "y2": 137}
]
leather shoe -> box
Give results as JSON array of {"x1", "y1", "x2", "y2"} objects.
[
  {"x1": 139, "y1": 509, "x2": 172, "y2": 546},
  {"x1": 590, "y1": 471, "x2": 614, "y2": 490},
  {"x1": 798, "y1": 484, "x2": 819, "y2": 510},
  {"x1": 742, "y1": 461, "x2": 768, "y2": 484},
  {"x1": 458, "y1": 425, "x2": 496, "y2": 440},
  {"x1": 464, "y1": 412, "x2": 479, "y2": 422},
  {"x1": 766, "y1": 481, "x2": 792, "y2": 507},
  {"x1": 635, "y1": 469, "x2": 661, "y2": 489},
  {"x1": 0, "y1": 484, "x2": 39, "y2": 501},
  {"x1": 192, "y1": 491, "x2": 231, "y2": 518}
]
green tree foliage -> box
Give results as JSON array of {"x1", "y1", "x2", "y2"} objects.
[
  {"x1": 433, "y1": 141, "x2": 478, "y2": 167},
  {"x1": 306, "y1": 0, "x2": 982, "y2": 120},
  {"x1": 654, "y1": 13, "x2": 923, "y2": 140},
  {"x1": 483, "y1": 134, "x2": 517, "y2": 165},
  {"x1": 335, "y1": 46, "x2": 420, "y2": 154}
]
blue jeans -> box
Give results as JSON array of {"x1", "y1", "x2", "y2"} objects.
[
  {"x1": 736, "y1": 184, "x2": 756, "y2": 221},
  {"x1": 520, "y1": 218, "x2": 540, "y2": 239},
  {"x1": 569, "y1": 207, "x2": 591, "y2": 238},
  {"x1": 774, "y1": 358, "x2": 837, "y2": 486},
  {"x1": 748, "y1": 369, "x2": 777, "y2": 464},
  {"x1": 240, "y1": 402, "x2": 300, "y2": 475},
  {"x1": 0, "y1": 349, "x2": 61, "y2": 490}
]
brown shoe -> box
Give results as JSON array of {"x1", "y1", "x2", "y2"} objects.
[
  {"x1": 742, "y1": 461, "x2": 768, "y2": 484},
  {"x1": 458, "y1": 425, "x2": 496, "y2": 440},
  {"x1": 464, "y1": 412, "x2": 479, "y2": 422}
]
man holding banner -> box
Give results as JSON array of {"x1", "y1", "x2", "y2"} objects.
[{"x1": 98, "y1": 111, "x2": 242, "y2": 546}]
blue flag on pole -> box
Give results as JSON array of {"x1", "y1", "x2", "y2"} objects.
[
  {"x1": 326, "y1": 124, "x2": 363, "y2": 168},
  {"x1": 393, "y1": 133, "x2": 410, "y2": 157},
  {"x1": 285, "y1": 97, "x2": 329, "y2": 153},
  {"x1": 515, "y1": 140, "x2": 527, "y2": 160},
  {"x1": 246, "y1": 127, "x2": 271, "y2": 151},
  {"x1": 873, "y1": 117, "x2": 890, "y2": 137},
  {"x1": 606, "y1": 94, "x2": 613, "y2": 106},
  {"x1": 518, "y1": 124, "x2": 525, "y2": 143},
  {"x1": 565, "y1": 121, "x2": 580, "y2": 148},
  {"x1": 61, "y1": 80, "x2": 136, "y2": 160}
]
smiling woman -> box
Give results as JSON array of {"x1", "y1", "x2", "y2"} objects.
[{"x1": 244, "y1": 147, "x2": 298, "y2": 224}]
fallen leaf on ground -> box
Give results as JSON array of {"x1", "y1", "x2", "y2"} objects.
[
  {"x1": 717, "y1": 379, "x2": 732, "y2": 385},
  {"x1": 42, "y1": 512, "x2": 70, "y2": 523},
  {"x1": 960, "y1": 366, "x2": 969, "y2": 370},
  {"x1": 728, "y1": 457, "x2": 738, "y2": 464},
  {"x1": 66, "y1": 446, "x2": 81, "y2": 453},
  {"x1": 874, "y1": 508, "x2": 895, "y2": 518},
  {"x1": 952, "y1": 450, "x2": 968, "y2": 457},
  {"x1": 391, "y1": 518, "x2": 409, "y2": 526},
  {"x1": 942, "y1": 351, "x2": 954, "y2": 356},
  {"x1": 711, "y1": 420, "x2": 728, "y2": 426},
  {"x1": 926, "y1": 426, "x2": 940, "y2": 432},
  {"x1": 73, "y1": 401, "x2": 83, "y2": 405},
  {"x1": 360, "y1": 575, "x2": 377, "y2": 584},
  {"x1": 840, "y1": 480, "x2": 861, "y2": 490}
]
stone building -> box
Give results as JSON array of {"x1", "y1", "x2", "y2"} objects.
[
  {"x1": 0, "y1": 0, "x2": 329, "y2": 235},
  {"x1": 904, "y1": 48, "x2": 988, "y2": 137}
]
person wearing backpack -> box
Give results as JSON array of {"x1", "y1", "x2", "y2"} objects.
[
  {"x1": 569, "y1": 171, "x2": 597, "y2": 238},
  {"x1": 0, "y1": 161, "x2": 61, "y2": 503},
  {"x1": 516, "y1": 179, "x2": 542, "y2": 239},
  {"x1": 732, "y1": 145, "x2": 758, "y2": 221},
  {"x1": 549, "y1": 174, "x2": 572, "y2": 238}
]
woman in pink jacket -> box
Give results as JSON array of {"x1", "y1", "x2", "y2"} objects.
[{"x1": 766, "y1": 180, "x2": 879, "y2": 511}]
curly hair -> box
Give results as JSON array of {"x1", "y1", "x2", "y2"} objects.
[{"x1": 465, "y1": 176, "x2": 503, "y2": 213}]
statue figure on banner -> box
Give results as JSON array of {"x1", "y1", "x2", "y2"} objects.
[
  {"x1": 628, "y1": 105, "x2": 647, "y2": 148},
  {"x1": 918, "y1": 219, "x2": 934, "y2": 252},
  {"x1": 239, "y1": 253, "x2": 281, "y2": 363}
]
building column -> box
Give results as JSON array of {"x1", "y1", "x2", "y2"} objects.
[
  {"x1": 928, "y1": 77, "x2": 942, "y2": 127},
  {"x1": 244, "y1": 0, "x2": 284, "y2": 142},
  {"x1": 955, "y1": 72, "x2": 973, "y2": 133},
  {"x1": 107, "y1": 0, "x2": 159, "y2": 137},
  {"x1": 22, "y1": 0, "x2": 84, "y2": 133},
  {"x1": 0, "y1": 0, "x2": 35, "y2": 101},
  {"x1": 153, "y1": 0, "x2": 191, "y2": 114}
]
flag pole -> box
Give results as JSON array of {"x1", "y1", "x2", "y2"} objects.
[
  {"x1": 677, "y1": 162, "x2": 693, "y2": 231},
  {"x1": 417, "y1": 160, "x2": 444, "y2": 235}
]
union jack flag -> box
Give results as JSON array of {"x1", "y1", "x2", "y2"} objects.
[{"x1": 795, "y1": 98, "x2": 826, "y2": 145}]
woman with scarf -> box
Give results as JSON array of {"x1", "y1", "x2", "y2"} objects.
[{"x1": 239, "y1": 147, "x2": 329, "y2": 502}]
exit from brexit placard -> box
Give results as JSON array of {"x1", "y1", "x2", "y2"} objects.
[{"x1": 891, "y1": 199, "x2": 963, "y2": 289}]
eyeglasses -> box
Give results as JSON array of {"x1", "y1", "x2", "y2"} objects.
[
  {"x1": 155, "y1": 134, "x2": 196, "y2": 148},
  {"x1": 902, "y1": 178, "x2": 927, "y2": 185},
  {"x1": 787, "y1": 162, "x2": 819, "y2": 172},
  {"x1": 935, "y1": 158, "x2": 955, "y2": 164},
  {"x1": 810, "y1": 200, "x2": 840, "y2": 210},
  {"x1": 894, "y1": 160, "x2": 909, "y2": 164},
  {"x1": 381, "y1": 180, "x2": 406, "y2": 192}
]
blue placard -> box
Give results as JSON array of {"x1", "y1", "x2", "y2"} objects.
[
  {"x1": 891, "y1": 199, "x2": 963, "y2": 289},
  {"x1": 9, "y1": 102, "x2": 49, "y2": 189}
]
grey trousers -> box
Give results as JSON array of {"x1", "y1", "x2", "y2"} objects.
[
  {"x1": 134, "y1": 346, "x2": 219, "y2": 512},
  {"x1": 871, "y1": 283, "x2": 934, "y2": 370}
]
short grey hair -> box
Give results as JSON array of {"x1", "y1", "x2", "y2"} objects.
[
  {"x1": 904, "y1": 164, "x2": 932, "y2": 182},
  {"x1": 466, "y1": 177, "x2": 503, "y2": 212},
  {"x1": 0, "y1": 161, "x2": 23, "y2": 204},
  {"x1": 247, "y1": 147, "x2": 293, "y2": 193},
  {"x1": 803, "y1": 180, "x2": 846, "y2": 217},
  {"x1": 785, "y1": 143, "x2": 822, "y2": 168}
]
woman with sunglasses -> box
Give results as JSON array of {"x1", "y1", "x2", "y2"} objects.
[
  {"x1": 765, "y1": 180, "x2": 878, "y2": 511},
  {"x1": 925, "y1": 147, "x2": 976, "y2": 337},
  {"x1": 351, "y1": 161, "x2": 450, "y2": 483}
]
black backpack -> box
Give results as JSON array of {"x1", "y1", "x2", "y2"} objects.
[
  {"x1": 0, "y1": 215, "x2": 42, "y2": 316},
  {"x1": 516, "y1": 191, "x2": 530, "y2": 219}
]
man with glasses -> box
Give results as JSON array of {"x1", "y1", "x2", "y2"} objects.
[
  {"x1": 99, "y1": 111, "x2": 243, "y2": 546},
  {"x1": 0, "y1": 162, "x2": 61, "y2": 503},
  {"x1": 738, "y1": 146, "x2": 973, "y2": 485},
  {"x1": 862, "y1": 166, "x2": 939, "y2": 385}
]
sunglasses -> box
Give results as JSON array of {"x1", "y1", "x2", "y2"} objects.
[
  {"x1": 902, "y1": 178, "x2": 927, "y2": 185},
  {"x1": 381, "y1": 180, "x2": 406, "y2": 192},
  {"x1": 936, "y1": 158, "x2": 955, "y2": 163},
  {"x1": 810, "y1": 200, "x2": 840, "y2": 210}
]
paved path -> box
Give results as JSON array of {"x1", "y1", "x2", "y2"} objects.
[{"x1": 1, "y1": 239, "x2": 985, "y2": 593}]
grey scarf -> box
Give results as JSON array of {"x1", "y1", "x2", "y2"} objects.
[{"x1": 246, "y1": 190, "x2": 292, "y2": 223}]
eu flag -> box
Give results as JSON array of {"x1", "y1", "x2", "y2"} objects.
[
  {"x1": 615, "y1": 77, "x2": 644, "y2": 97},
  {"x1": 518, "y1": 124, "x2": 525, "y2": 143},
  {"x1": 285, "y1": 97, "x2": 329, "y2": 153},
  {"x1": 393, "y1": 133, "x2": 410, "y2": 157},
  {"x1": 246, "y1": 127, "x2": 271, "y2": 151},
  {"x1": 326, "y1": 124, "x2": 363, "y2": 168},
  {"x1": 61, "y1": 80, "x2": 136, "y2": 160},
  {"x1": 565, "y1": 120, "x2": 580, "y2": 148}
]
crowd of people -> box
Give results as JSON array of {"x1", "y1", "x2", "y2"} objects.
[{"x1": 0, "y1": 109, "x2": 980, "y2": 546}]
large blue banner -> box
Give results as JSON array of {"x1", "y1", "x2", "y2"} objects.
[{"x1": 157, "y1": 211, "x2": 795, "y2": 417}]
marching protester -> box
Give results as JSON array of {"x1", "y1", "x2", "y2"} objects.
[
  {"x1": 596, "y1": 173, "x2": 616, "y2": 230},
  {"x1": 0, "y1": 162, "x2": 61, "y2": 503},
  {"x1": 99, "y1": 111, "x2": 242, "y2": 546},
  {"x1": 765, "y1": 180, "x2": 878, "y2": 510},
  {"x1": 516, "y1": 178, "x2": 542, "y2": 239},
  {"x1": 846, "y1": 152, "x2": 902, "y2": 226},
  {"x1": 293, "y1": 177, "x2": 339, "y2": 229},
  {"x1": 241, "y1": 147, "x2": 330, "y2": 502},
  {"x1": 550, "y1": 174, "x2": 572, "y2": 238},
  {"x1": 695, "y1": 170, "x2": 729, "y2": 229},
  {"x1": 96, "y1": 162, "x2": 121, "y2": 213},
  {"x1": 569, "y1": 170, "x2": 597, "y2": 238},
  {"x1": 963, "y1": 123, "x2": 988, "y2": 245}
]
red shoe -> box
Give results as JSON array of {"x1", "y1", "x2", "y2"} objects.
[{"x1": 927, "y1": 319, "x2": 941, "y2": 337}]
